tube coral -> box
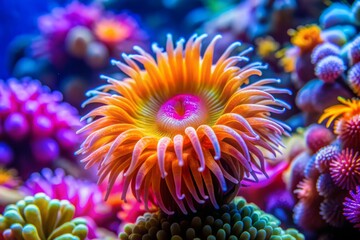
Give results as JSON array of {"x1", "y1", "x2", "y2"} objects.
[
  {"x1": 78, "y1": 34, "x2": 291, "y2": 214},
  {"x1": 0, "y1": 193, "x2": 88, "y2": 239},
  {"x1": 119, "y1": 197, "x2": 304, "y2": 240},
  {"x1": 343, "y1": 186, "x2": 360, "y2": 229}
]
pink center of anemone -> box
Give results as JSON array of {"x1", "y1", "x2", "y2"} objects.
[{"x1": 156, "y1": 94, "x2": 208, "y2": 134}]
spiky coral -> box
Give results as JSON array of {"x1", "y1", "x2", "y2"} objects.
[
  {"x1": 78, "y1": 34, "x2": 290, "y2": 214},
  {"x1": 330, "y1": 148, "x2": 360, "y2": 190},
  {"x1": 343, "y1": 186, "x2": 360, "y2": 229},
  {"x1": 0, "y1": 193, "x2": 88, "y2": 239},
  {"x1": 119, "y1": 197, "x2": 304, "y2": 240}
]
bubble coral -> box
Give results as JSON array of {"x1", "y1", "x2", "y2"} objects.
[
  {"x1": 304, "y1": 124, "x2": 335, "y2": 154},
  {"x1": 315, "y1": 56, "x2": 346, "y2": 83},
  {"x1": 311, "y1": 43, "x2": 340, "y2": 65},
  {"x1": 119, "y1": 197, "x2": 304, "y2": 240},
  {"x1": 343, "y1": 186, "x2": 360, "y2": 229},
  {"x1": 78, "y1": 34, "x2": 291, "y2": 214},
  {"x1": 289, "y1": 25, "x2": 323, "y2": 54},
  {"x1": 0, "y1": 78, "x2": 81, "y2": 176},
  {"x1": 348, "y1": 62, "x2": 360, "y2": 96},
  {"x1": 319, "y1": 97, "x2": 360, "y2": 150},
  {"x1": 0, "y1": 193, "x2": 88, "y2": 239}
]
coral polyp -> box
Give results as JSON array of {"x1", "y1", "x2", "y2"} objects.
[
  {"x1": 329, "y1": 148, "x2": 360, "y2": 190},
  {"x1": 290, "y1": 25, "x2": 323, "y2": 53},
  {"x1": 78, "y1": 34, "x2": 290, "y2": 214},
  {"x1": 315, "y1": 145, "x2": 340, "y2": 173},
  {"x1": 0, "y1": 193, "x2": 88, "y2": 240},
  {"x1": 315, "y1": 56, "x2": 345, "y2": 83}
]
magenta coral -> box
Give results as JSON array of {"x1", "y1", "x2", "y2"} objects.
[
  {"x1": 0, "y1": 78, "x2": 81, "y2": 176},
  {"x1": 304, "y1": 124, "x2": 335, "y2": 154}
]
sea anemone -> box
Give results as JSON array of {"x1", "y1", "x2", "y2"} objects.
[
  {"x1": 349, "y1": 36, "x2": 360, "y2": 65},
  {"x1": 343, "y1": 186, "x2": 360, "y2": 229},
  {"x1": 78, "y1": 34, "x2": 291, "y2": 214},
  {"x1": 329, "y1": 148, "x2": 360, "y2": 190},
  {"x1": 0, "y1": 168, "x2": 20, "y2": 189},
  {"x1": 311, "y1": 43, "x2": 340, "y2": 64},
  {"x1": 315, "y1": 145, "x2": 340, "y2": 173},
  {"x1": 289, "y1": 25, "x2": 323, "y2": 53},
  {"x1": 319, "y1": 97, "x2": 360, "y2": 149},
  {"x1": 315, "y1": 56, "x2": 346, "y2": 83},
  {"x1": 348, "y1": 62, "x2": 360, "y2": 96},
  {"x1": 0, "y1": 193, "x2": 88, "y2": 239},
  {"x1": 119, "y1": 197, "x2": 304, "y2": 240},
  {"x1": 0, "y1": 78, "x2": 81, "y2": 177},
  {"x1": 255, "y1": 36, "x2": 280, "y2": 58},
  {"x1": 304, "y1": 124, "x2": 335, "y2": 154}
]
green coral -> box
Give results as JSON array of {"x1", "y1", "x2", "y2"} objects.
[
  {"x1": 0, "y1": 193, "x2": 88, "y2": 240},
  {"x1": 119, "y1": 197, "x2": 304, "y2": 240}
]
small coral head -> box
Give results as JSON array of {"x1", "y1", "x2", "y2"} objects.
[
  {"x1": 315, "y1": 145, "x2": 340, "y2": 173},
  {"x1": 94, "y1": 17, "x2": 132, "y2": 45},
  {"x1": 315, "y1": 56, "x2": 345, "y2": 83},
  {"x1": 289, "y1": 25, "x2": 323, "y2": 53},
  {"x1": 349, "y1": 36, "x2": 360, "y2": 65},
  {"x1": 330, "y1": 148, "x2": 360, "y2": 190},
  {"x1": 343, "y1": 186, "x2": 360, "y2": 229},
  {"x1": 304, "y1": 124, "x2": 335, "y2": 154},
  {"x1": 319, "y1": 97, "x2": 360, "y2": 149},
  {"x1": 311, "y1": 43, "x2": 340, "y2": 65},
  {"x1": 348, "y1": 62, "x2": 360, "y2": 96},
  {"x1": 78, "y1": 34, "x2": 291, "y2": 214}
]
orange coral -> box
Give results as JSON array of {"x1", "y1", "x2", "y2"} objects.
[
  {"x1": 78, "y1": 34, "x2": 290, "y2": 214},
  {"x1": 290, "y1": 25, "x2": 323, "y2": 53},
  {"x1": 94, "y1": 17, "x2": 131, "y2": 44}
]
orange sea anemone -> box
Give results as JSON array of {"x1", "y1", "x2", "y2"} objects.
[
  {"x1": 77, "y1": 34, "x2": 291, "y2": 214},
  {"x1": 94, "y1": 17, "x2": 132, "y2": 45},
  {"x1": 319, "y1": 97, "x2": 360, "y2": 149},
  {"x1": 289, "y1": 25, "x2": 323, "y2": 53}
]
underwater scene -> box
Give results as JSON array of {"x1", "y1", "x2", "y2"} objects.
[{"x1": 1, "y1": 0, "x2": 360, "y2": 239}]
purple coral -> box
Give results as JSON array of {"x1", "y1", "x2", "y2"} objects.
[
  {"x1": 315, "y1": 56, "x2": 346, "y2": 83},
  {"x1": 304, "y1": 124, "x2": 335, "y2": 154},
  {"x1": 311, "y1": 43, "x2": 340, "y2": 64},
  {"x1": 343, "y1": 186, "x2": 360, "y2": 229},
  {"x1": 349, "y1": 36, "x2": 360, "y2": 65},
  {"x1": 315, "y1": 145, "x2": 340, "y2": 173},
  {"x1": 0, "y1": 78, "x2": 81, "y2": 176}
]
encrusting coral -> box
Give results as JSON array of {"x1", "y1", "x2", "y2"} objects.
[
  {"x1": 119, "y1": 197, "x2": 304, "y2": 240},
  {"x1": 77, "y1": 34, "x2": 291, "y2": 214},
  {"x1": 0, "y1": 193, "x2": 88, "y2": 240}
]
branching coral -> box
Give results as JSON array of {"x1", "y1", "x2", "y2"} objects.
[
  {"x1": 0, "y1": 193, "x2": 88, "y2": 240},
  {"x1": 119, "y1": 197, "x2": 304, "y2": 240},
  {"x1": 78, "y1": 34, "x2": 291, "y2": 214}
]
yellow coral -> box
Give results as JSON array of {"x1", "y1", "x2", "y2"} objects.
[
  {"x1": 289, "y1": 25, "x2": 323, "y2": 53},
  {"x1": 255, "y1": 36, "x2": 280, "y2": 58}
]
